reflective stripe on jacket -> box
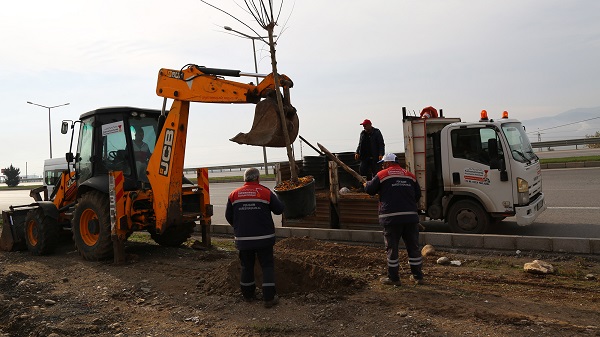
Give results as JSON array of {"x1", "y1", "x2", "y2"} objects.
[
  {"x1": 364, "y1": 164, "x2": 421, "y2": 226},
  {"x1": 225, "y1": 181, "x2": 284, "y2": 250}
]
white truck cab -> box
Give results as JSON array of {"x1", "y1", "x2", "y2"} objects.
[
  {"x1": 43, "y1": 158, "x2": 70, "y2": 197},
  {"x1": 403, "y1": 108, "x2": 546, "y2": 233}
]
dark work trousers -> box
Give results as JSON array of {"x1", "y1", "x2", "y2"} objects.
[
  {"x1": 382, "y1": 223, "x2": 423, "y2": 281},
  {"x1": 359, "y1": 159, "x2": 380, "y2": 181},
  {"x1": 238, "y1": 246, "x2": 276, "y2": 301}
]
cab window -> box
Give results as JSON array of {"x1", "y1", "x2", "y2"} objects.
[
  {"x1": 451, "y1": 127, "x2": 502, "y2": 165},
  {"x1": 100, "y1": 120, "x2": 131, "y2": 175},
  {"x1": 76, "y1": 119, "x2": 94, "y2": 183}
]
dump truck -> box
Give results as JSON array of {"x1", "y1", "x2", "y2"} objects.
[
  {"x1": 0, "y1": 64, "x2": 298, "y2": 262},
  {"x1": 403, "y1": 107, "x2": 546, "y2": 233}
]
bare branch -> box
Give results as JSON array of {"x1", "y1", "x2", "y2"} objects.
[
  {"x1": 274, "y1": 0, "x2": 295, "y2": 43},
  {"x1": 244, "y1": 0, "x2": 266, "y2": 27},
  {"x1": 232, "y1": 0, "x2": 253, "y2": 17},
  {"x1": 274, "y1": 0, "x2": 284, "y2": 23},
  {"x1": 200, "y1": 0, "x2": 264, "y2": 41}
]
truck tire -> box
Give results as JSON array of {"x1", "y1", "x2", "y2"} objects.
[
  {"x1": 72, "y1": 191, "x2": 113, "y2": 261},
  {"x1": 24, "y1": 208, "x2": 60, "y2": 255},
  {"x1": 150, "y1": 222, "x2": 194, "y2": 247},
  {"x1": 447, "y1": 199, "x2": 490, "y2": 234}
]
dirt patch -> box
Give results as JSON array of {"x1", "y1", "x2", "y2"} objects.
[
  {"x1": 203, "y1": 237, "x2": 373, "y2": 297},
  {"x1": 0, "y1": 235, "x2": 599, "y2": 336}
]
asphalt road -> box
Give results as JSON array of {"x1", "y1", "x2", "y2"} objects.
[
  {"x1": 2, "y1": 167, "x2": 599, "y2": 238},
  {"x1": 423, "y1": 167, "x2": 600, "y2": 238}
]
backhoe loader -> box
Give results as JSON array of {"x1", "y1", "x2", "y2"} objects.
[{"x1": 0, "y1": 64, "x2": 298, "y2": 262}]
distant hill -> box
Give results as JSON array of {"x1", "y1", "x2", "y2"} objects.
[{"x1": 521, "y1": 107, "x2": 600, "y2": 141}]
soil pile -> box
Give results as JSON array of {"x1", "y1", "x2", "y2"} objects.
[{"x1": 0, "y1": 235, "x2": 599, "y2": 336}]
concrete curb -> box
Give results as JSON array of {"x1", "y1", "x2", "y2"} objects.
[{"x1": 210, "y1": 224, "x2": 600, "y2": 255}]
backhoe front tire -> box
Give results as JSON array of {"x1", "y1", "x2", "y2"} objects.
[
  {"x1": 25, "y1": 208, "x2": 60, "y2": 255},
  {"x1": 72, "y1": 191, "x2": 113, "y2": 261},
  {"x1": 150, "y1": 222, "x2": 195, "y2": 247}
]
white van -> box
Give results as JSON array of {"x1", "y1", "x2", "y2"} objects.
[{"x1": 43, "y1": 158, "x2": 70, "y2": 196}]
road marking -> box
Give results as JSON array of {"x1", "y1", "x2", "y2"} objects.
[{"x1": 548, "y1": 207, "x2": 600, "y2": 210}]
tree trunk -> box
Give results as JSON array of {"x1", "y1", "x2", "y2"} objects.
[{"x1": 266, "y1": 26, "x2": 298, "y2": 182}]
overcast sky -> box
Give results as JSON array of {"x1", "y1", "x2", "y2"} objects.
[{"x1": 1, "y1": 0, "x2": 599, "y2": 176}]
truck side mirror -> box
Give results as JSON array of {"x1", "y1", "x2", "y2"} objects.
[
  {"x1": 488, "y1": 138, "x2": 509, "y2": 181},
  {"x1": 488, "y1": 139, "x2": 500, "y2": 169},
  {"x1": 61, "y1": 121, "x2": 69, "y2": 134}
]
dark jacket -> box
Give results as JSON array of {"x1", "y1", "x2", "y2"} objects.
[
  {"x1": 225, "y1": 181, "x2": 284, "y2": 250},
  {"x1": 356, "y1": 128, "x2": 385, "y2": 161},
  {"x1": 364, "y1": 163, "x2": 421, "y2": 226}
]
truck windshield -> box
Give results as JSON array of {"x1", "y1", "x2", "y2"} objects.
[{"x1": 501, "y1": 122, "x2": 537, "y2": 164}]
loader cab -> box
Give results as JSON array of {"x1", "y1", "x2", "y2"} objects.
[{"x1": 67, "y1": 107, "x2": 161, "y2": 193}]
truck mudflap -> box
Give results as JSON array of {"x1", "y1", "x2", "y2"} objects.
[{"x1": 515, "y1": 193, "x2": 546, "y2": 226}]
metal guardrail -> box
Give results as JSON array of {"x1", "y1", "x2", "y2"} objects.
[
  {"x1": 531, "y1": 137, "x2": 600, "y2": 149},
  {"x1": 182, "y1": 137, "x2": 600, "y2": 174},
  {"x1": 20, "y1": 178, "x2": 43, "y2": 182},
  {"x1": 183, "y1": 162, "x2": 278, "y2": 175}
]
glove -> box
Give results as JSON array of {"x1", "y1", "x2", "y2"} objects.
[{"x1": 354, "y1": 153, "x2": 359, "y2": 160}]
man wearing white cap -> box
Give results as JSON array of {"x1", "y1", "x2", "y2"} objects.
[{"x1": 364, "y1": 153, "x2": 424, "y2": 286}]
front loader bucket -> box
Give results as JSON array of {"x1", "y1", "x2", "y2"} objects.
[
  {"x1": 230, "y1": 96, "x2": 299, "y2": 147},
  {"x1": 0, "y1": 210, "x2": 28, "y2": 252}
]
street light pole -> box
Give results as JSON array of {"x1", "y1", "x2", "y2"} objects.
[
  {"x1": 224, "y1": 26, "x2": 275, "y2": 175},
  {"x1": 27, "y1": 101, "x2": 70, "y2": 158}
]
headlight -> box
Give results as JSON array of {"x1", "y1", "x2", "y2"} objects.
[
  {"x1": 517, "y1": 177, "x2": 529, "y2": 204},
  {"x1": 517, "y1": 177, "x2": 529, "y2": 193}
]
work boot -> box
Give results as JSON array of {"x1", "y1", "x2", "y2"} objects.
[
  {"x1": 410, "y1": 275, "x2": 424, "y2": 285},
  {"x1": 380, "y1": 277, "x2": 401, "y2": 286},
  {"x1": 264, "y1": 295, "x2": 279, "y2": 308}
]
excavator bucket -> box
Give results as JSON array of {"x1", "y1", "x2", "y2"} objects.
[{"x1": 230, "y1": 95, "x2": 299, "y2": 147}]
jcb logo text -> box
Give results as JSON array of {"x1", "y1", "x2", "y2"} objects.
[{"x1": 159, "y1": 129, "x2": 175, "y2": 176}]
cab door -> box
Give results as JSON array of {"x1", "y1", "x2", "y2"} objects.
[{"x1": 445, "y1": 126, "x2": 513, "y2": 213}]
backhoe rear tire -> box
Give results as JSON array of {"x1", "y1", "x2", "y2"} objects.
[
  {"x1": 150, "y1": 222, "x2": 195, "y2": 247},
  {"x1": 72, "y1": 191, "x2": 113, "y2": 261},
  {"x1": 25, "y1": 208, "x2": 60, "y2": 255}
]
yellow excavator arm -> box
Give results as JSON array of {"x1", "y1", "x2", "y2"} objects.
[
  {"x1": 148, "y1": 64, "x2": 299, "y2": 234},
  {"x1": 156, "y1": 65, "x2": 293, "y2": 104}
]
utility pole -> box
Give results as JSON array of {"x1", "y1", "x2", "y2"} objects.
[{"x1": 27, "y1": 101, "x2": 70, "y2": 158}]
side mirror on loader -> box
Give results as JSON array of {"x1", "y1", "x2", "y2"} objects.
[
  {"x1": 66, "y1": 152, "x2": 74, "y2": 163},
  {"x1": 61, "y1": 121, "x2": 69, "y2": 135}
]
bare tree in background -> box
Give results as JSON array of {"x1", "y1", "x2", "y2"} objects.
[{"x1": 201, "y1": 0, "x2": 298, "y2": 183}]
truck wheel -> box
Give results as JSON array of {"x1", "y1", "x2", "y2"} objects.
[
  {"x1": 447, "y1": 199, "x2": 490, "y2": 234},
  {"x1": 24, "y1": 208, "x2": 60, "y2": 255},
  {"x1": 150, "y1": 222, "x2": 195, "y2": 247},
  {"x1": 72, "y1": 191, "x2": 113, "y2": 261}
]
